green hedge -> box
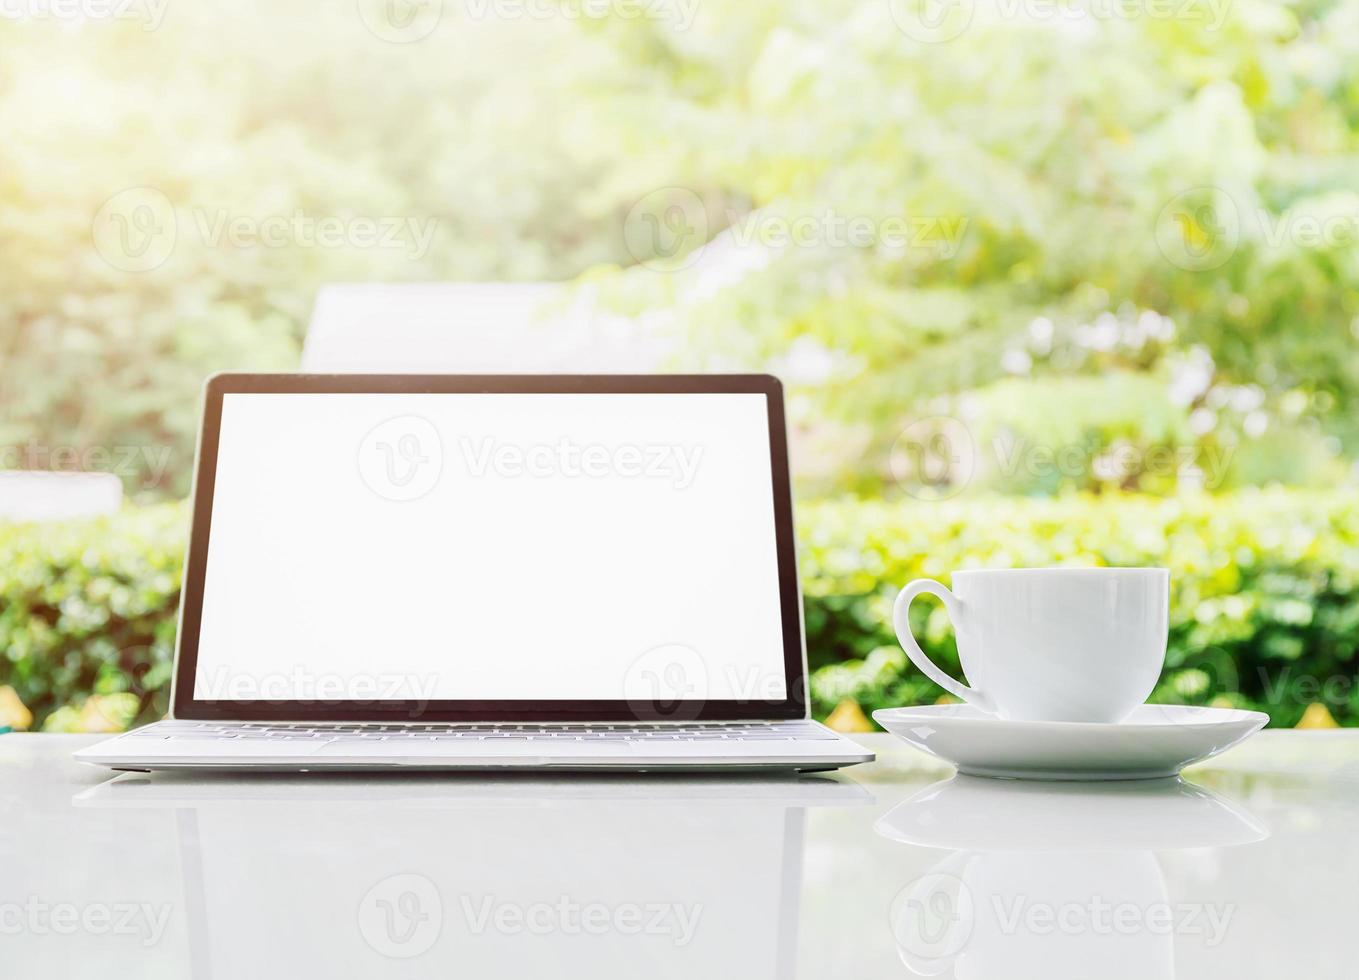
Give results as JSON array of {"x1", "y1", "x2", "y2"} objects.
[
  {"x1": 802, "y1": 490, "x2": 1359, "y2": 727},
  {"x1": 0, "y1": 505, "x2": 185, "y2": 731},
  {"x1": 2, "y1": 491, "x2": 1357, "y2": 731}
]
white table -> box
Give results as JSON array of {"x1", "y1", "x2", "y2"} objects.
[{"x1": 4, "y1": 732, "x2": 1356, "y2": 979}]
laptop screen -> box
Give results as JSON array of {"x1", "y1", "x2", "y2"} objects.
[{"x1": 178, "y1": 378, "x2": 802, "y2": 721}]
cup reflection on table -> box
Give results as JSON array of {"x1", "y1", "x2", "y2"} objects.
[{"x1": 876, "y1": 775, "x2": 1268, "y2": 979}]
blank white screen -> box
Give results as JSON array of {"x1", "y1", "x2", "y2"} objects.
[{"x1": 193, "y1": 392, "x2": 789, "y2": 703}]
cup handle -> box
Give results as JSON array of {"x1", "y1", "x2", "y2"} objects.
[{"x1": 893, "y1": 579, "x2": 995, "y2": 714}]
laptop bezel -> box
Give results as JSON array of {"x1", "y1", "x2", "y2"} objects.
[{"x1": 170, "y1": 373, "x2": 809, "y2": 723}]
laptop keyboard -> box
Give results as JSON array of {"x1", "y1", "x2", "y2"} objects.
[{"x1": 124, "y1": 721, "x2": 842, "y2": 743}]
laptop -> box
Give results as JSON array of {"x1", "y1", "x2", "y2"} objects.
[{"x1": 77, "y1": 373, "x2": 873, "y2": 773}]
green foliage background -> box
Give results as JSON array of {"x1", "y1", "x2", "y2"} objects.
[
  {"x1": 2, "y1": 1, "x2": 1358, "y2": 498},
  {"x1": 0, "y1": 507, "x2": 183, "y2": 731},
  {"x1": 2, "y1": 2, "x2": 1358, "y2": 728},
  {"x1": 3, "y1": 493, "x2": 1357, "y2": 731},
  {"x1": 577, "y1": 0, "x2": 1359, "y2": 497}
]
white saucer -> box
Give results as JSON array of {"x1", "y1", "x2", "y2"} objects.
[{"x1": 872, "y1": 703, "x2": 1268, "y2": 781}]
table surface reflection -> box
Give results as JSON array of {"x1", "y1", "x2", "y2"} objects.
[{"x1": 4, "y1": 732, "x2": 1356, "y2": 979}]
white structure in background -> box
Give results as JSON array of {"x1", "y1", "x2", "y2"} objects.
[
  {"x1": 301, "y1": 282, "x2": 672, "y2": 373},
  {"x1": 0, "y1": 472, "x2": 122, "y2": 522}
]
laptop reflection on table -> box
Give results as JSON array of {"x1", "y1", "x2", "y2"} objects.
[{"x1": 75, "y1": 774, "x2": 872, "y2": 980}]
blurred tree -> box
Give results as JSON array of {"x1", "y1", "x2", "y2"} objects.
[
  {"x1": 1, "y1": 0, "x2": 1357, "y2": 498},
  {"x1": 0, "y1": 1, "x2": 642, "y2": 496},
  {"x1": 573, "y1": 0, "x2": 1359, "y2": 496}
]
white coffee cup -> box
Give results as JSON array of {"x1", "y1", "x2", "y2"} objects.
[{"x1": 893, "y1": 567, "x2": 1169, "y2": 723}]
